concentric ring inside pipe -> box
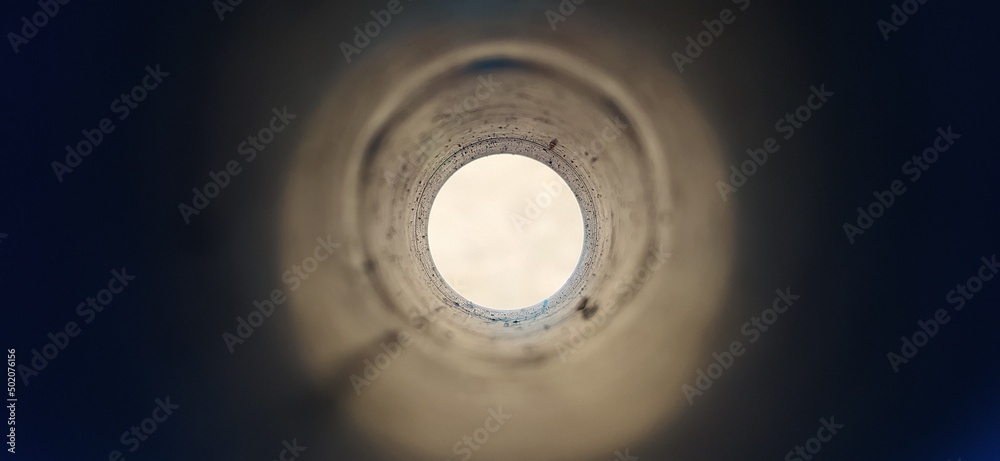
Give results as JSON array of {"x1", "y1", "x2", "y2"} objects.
[{"x1": 282, "y1": 25, "x2": 733, "y2": 461}]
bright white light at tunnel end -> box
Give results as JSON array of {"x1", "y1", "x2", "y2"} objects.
[{"x1": 427, "y1": 154, "x2": 585, "y2": 311}]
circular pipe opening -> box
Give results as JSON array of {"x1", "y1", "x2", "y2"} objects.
[
  {"x1": 282, "y1": 28, "x2": 733, "y2": 461},
  {"x1": 427, "y1": 153, "x2": 585, "y2": 311},
  {"x1": 357, "y1": 54, "x2": 656, "y2": 352}
]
